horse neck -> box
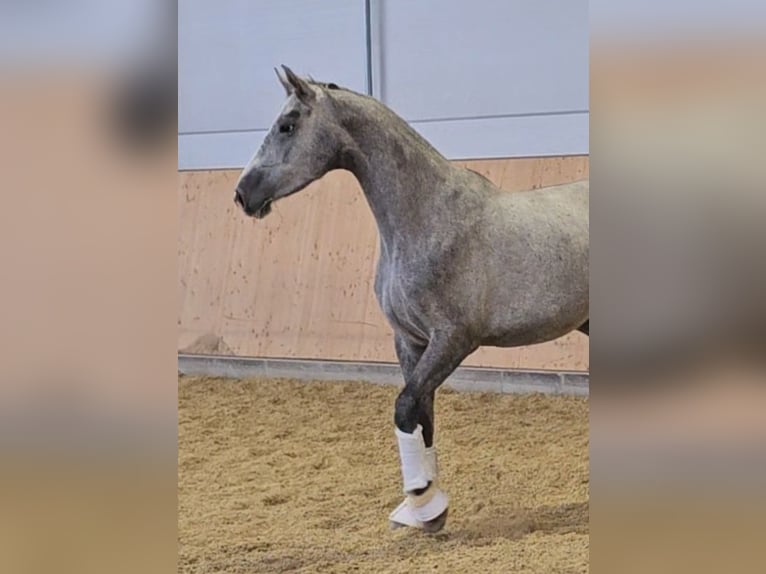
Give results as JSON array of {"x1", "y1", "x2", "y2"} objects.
[{"x1": 335, "y1": 94, "x2": 454, "y2": 244}]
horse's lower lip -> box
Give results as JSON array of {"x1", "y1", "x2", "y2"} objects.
[{"x1": 253, "y1": 199, "x2": 273, "y2": 219}]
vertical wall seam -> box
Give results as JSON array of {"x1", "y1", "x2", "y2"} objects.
[{"x1": 364, "y1": 0, "x2": 374, "y2": 96}]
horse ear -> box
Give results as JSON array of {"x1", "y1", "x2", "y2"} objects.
[
  {"x1": 274, "y1": 67, "x2": 292, "y2": 96},
  {"x1": 281, "y1": 64, "x2": 315, "y2": 104}
]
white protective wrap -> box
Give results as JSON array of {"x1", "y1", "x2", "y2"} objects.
[
  {"x1": 411, "y1": 485, "x2": 449, "y2": 522},
  {"x1": 389, "y1": 499, "x2": 421, "y2": 529},
  {"x1": 390, "y1": 426, "x2": 448, "y2": 529},
  {"x1": 389, "y1": 482, "x2": 449, "y2": 527},
  {"x1": 395, "y1": 424, "x2": 429, "y2": 492},
  {"x1": 424, "y1": 446, "x2": 438, "y2": 480}
]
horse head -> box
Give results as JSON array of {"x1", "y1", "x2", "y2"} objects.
[{"x1": 234, "y1": 65, "x2": 346, "y2": 218}]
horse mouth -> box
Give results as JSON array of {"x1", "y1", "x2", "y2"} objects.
[{"x1": 253, "y1": 198, "x2": 273, "y2": 219}]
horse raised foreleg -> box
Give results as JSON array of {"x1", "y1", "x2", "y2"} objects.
[
  {"x1": 394, "y1": 335, "x2": 436, "y2": 444},
  {"x1": 390, "y1": 330, "x2": 476, "y2": 533},
  {"x1": 390, "y1": 335, "x2": 437, "y2": 530},
  {"x1": 394, "y1": 334, "x2": 423, "y2": 386}
]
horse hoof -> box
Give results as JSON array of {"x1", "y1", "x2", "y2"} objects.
[{"x1": 421, "y1": 508, "x2": 448, "y2": 533}]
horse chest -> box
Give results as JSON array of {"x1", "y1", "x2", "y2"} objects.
[{"x1": 374, "y1": 261, "x2": 430, "y2": 344}]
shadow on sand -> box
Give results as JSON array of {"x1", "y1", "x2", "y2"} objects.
[{"x1": 449, "y1": 501, "x2": 589, "y2": 543}]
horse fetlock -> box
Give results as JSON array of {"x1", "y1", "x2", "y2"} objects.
[{"x1": 394, "y1": 391, "x2": 419, "y2": 433}]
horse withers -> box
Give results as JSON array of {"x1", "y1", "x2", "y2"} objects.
[{"x1": 234, "y1": 66, "x2": 589, "y2": 533}]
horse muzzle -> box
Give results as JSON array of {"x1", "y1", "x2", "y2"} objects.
[
  {"x1": 235, "y1": 166, "x2": 278, "y2": 219},
  {"x1": 234, "y1": 185, "x2": 274, "y2": 219}
]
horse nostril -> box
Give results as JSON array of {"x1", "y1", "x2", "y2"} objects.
[{"x1": 234, "y1": 187, "x2": 245, "y2": 207}]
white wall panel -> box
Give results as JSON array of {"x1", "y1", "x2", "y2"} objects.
[
  {"x1": 179, "y1": 131, "x2": 268, "y2": 171},
  {"x1": 369, "y1": 0, "x2": 589, "y2": 161},
  {"x1": 373, "y1": 0, "x2": 588, "y2": 121},
  {"x1": 178, "y1": 0, "x2": 589, "y2": 169},
  {"x1": 179, "y1": 0, "x2": 367, "y2": 135},
  {"x1": 410, "y1": 112, "x2": 589, "y2": 160}
]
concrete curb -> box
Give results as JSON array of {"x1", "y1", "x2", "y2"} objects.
[{"x1": 178, "y1": 354, "x2": 588, "y2": 397}]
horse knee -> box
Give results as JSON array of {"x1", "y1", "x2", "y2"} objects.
[{"x1": 394, "y1": 391, "x2": 419, "y2": 433}]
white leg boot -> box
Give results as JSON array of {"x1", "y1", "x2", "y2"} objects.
[{"x1": 389, "y1": 425, "x2": 449, "y2": 530}]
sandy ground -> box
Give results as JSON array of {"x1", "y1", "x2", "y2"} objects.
[{"x1": 178, "y1": 376, "x2": 589, "y2": 573}]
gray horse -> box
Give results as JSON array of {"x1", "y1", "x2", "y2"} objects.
[{"x1": 235, "y1": 66, "x2": 589, "y2": 533}]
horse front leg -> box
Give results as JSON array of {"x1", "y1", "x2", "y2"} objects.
[
  {"x1": 390, "y1": 335, "x2": 431, "y2": 530},
  {"x1": 389, "y1": 330, "x2": 475, "y2": 533},
  {"x1": 394, "y1": 334, "x2": 436, "y2": 446},
  {"x1": 394, "y1": 334, "x2": 439, "y2": 442}
]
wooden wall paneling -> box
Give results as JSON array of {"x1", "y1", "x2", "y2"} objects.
[{"x1": 178, "y1": 156, "x2": 589, "y2": 370}]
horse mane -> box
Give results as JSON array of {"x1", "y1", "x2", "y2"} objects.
[{"x1": 306, "y1": 76, "x2": 343, "y2": 91}]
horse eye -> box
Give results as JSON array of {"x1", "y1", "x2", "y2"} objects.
[{"x1": 279, "y1": 123, "x2": 295, "y2": 135}]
